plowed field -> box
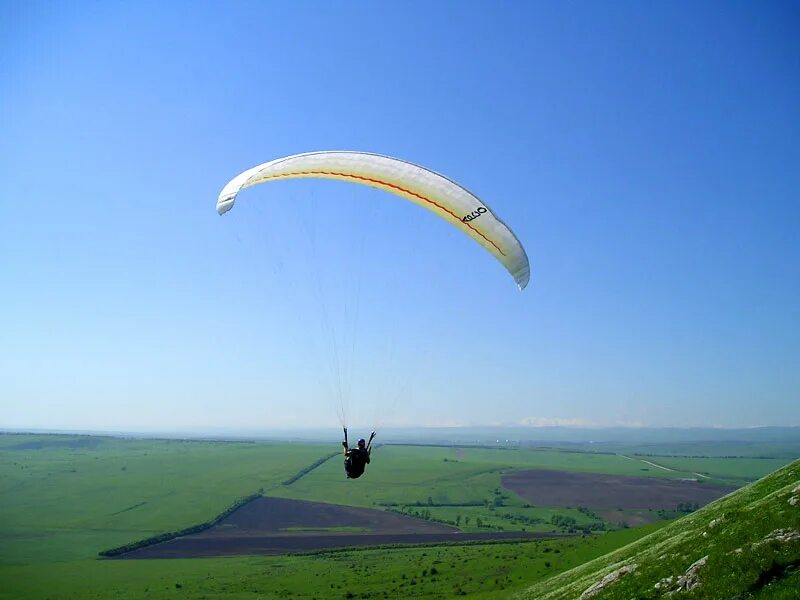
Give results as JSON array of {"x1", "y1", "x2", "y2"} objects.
[
  {"x1": 121, "y1": 497, "x2": 551, "y2": 558},
  {"x1": 502, "y1": 470, "x2": 736, "y2": 510}
]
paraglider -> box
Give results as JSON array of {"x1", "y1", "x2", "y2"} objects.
[
  {"x1": 217, "y1": 151, "x2": 530, "y2": 478},
  {"x1": 342, "y1": 428, "x2": 374, "y2": 479}
]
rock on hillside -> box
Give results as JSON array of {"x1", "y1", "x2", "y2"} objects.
[{"x1": 518, "y1": 459, "x2": 800, "y2": 599}]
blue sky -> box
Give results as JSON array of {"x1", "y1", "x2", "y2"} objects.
[{"x1": 2, "y1": 1, "x2": 798, "y2": 431}]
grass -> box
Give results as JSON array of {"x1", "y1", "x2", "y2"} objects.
[
  {"x1": 1, "y1": 432, "x2": 786, "y2": 599},
  {"x1": 579, "y1": 441, "x2": 800, "y2": 460},
  {"x1": 0, "y1": 526, "x2": 662, "y2": 600},
  {"x1": 519, "y1": 458, "x2": 800, "y2": 599},
  {"x1": 628, "y1": 455, "x2": 792, "y2": 484},
  {"x1": 0, "y1": 434, "x2": 330, "y2": 563},
  {"x1": 397, "y1": 505, "x2": 605, "y2": 534}
]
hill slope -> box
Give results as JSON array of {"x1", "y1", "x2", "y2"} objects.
[{"x1": 519, "y1": 458, "x2": 800, "y2": 599}]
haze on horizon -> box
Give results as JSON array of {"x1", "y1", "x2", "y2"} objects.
[{"x1": 2, "y1": 2, "x2": 798, "y2": 432}]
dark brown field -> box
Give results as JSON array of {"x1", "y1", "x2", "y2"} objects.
[
  {"x1": 502, "y1": 470, "x2": 737, "y2": 510},
  {"x1": 122, "y1": 497, "x2": 551, "y2": 558}
]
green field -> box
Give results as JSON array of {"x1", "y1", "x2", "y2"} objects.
[
  {"x1": 0, "y1": 434, "x2": 329, "y2": 563},
  {"x1": 397, "y1": 505, "x2": 605, "y2": 534},
  {"x1": 568, "y1": 439, "x2": 800, "y2": 460},
  {"x1": 0, "y1": 432, "x2": 791, "y2": 599},
  {"x1": 627, "y1": 455, "x2": 791, "y2": 484},
  {"x1": 0, "y1": 526, "x2": 663, "y2": 600}
]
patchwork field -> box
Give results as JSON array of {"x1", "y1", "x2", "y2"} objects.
[
  {"x1": 120, "y1": 497, "x2": 551, "y2": 558},
  {"x1": 0, "y1": 432, "x2": 794, "y2": 599},
  {"x1": 269, "y1": 443, "x2": 717, "y2": 509}
]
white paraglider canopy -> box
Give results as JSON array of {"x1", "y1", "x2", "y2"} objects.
[{"x1": 217, "y1": 151, "x2": 530, "y2": 289}]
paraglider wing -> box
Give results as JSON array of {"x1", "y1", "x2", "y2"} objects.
[{"x1": 217, "y1": 151, "x2": 530, "y2": 289}]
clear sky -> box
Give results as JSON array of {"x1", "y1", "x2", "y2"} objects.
[{"x1": 2, "y1": 1, "x2": 798, "y2": 432}]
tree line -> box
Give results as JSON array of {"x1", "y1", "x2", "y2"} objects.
[{"x1": 282, "y1": 452, "x2": 340, "y2": 485}]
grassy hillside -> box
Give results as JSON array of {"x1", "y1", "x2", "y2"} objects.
[
  {"x1": 519, "y1": 458, "x2": 800, "y2": 599},
  {"x1": 0, "y1": 527, "x2": 665, "y2": 600}
]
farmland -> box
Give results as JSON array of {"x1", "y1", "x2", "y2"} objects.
[
  {"x1": 270, "y1": 444, "x2": 725, "y2": 509},
  {"x1": 0, "y1": 434, "x2": 329, "y2": 564},
  {"x1": 501, "y1": 470, "x2": 735, "y2": 509},
  {"x1": 118, "y1": 497, "x2": 554, "y2": 558},
  {"x1": 0, "y1": 432, "x2": 793, "y2": 599}
]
